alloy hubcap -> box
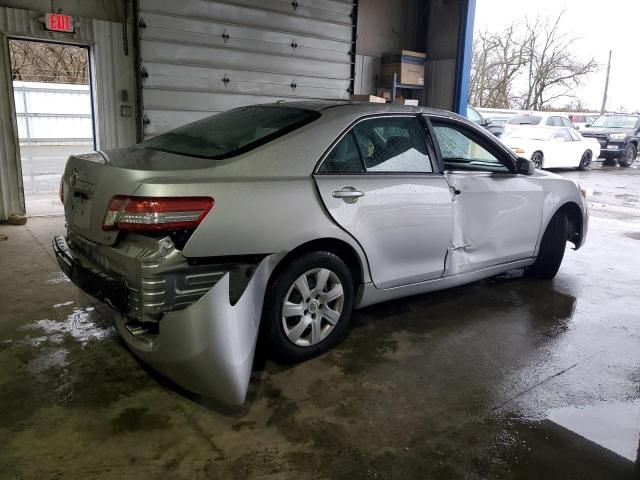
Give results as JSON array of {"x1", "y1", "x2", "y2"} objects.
[
  {"x1": 533, "y1": 154, "x2": 542, "y2": 168},
  {"x1": 281, "y1": 268, "x2": 344, "y2": 347}
]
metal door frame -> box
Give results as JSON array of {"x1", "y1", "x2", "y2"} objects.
[{"x1": 3, "y1": 36, "x2": 98, "y2": 216}]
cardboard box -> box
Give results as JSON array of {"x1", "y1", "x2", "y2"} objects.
[
  {"x1": 350, "y1": 94, "x2": 386, "y2": 104},
  {"x1": 381, "y1": 50, "x2": 426, "y2": 86}
]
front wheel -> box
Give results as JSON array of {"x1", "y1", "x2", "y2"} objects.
[
  {"x1": 577, "y1": 150, "x2": 592, "y2": 171},
  {"x1": 528, "y1": 212, "x2": 568, "y2": 279},
  {"x1": 618, "y1": 143, "x2": 636, "y2": 167},
  {"x1": 531, "y1": 151, "x2": 544, "y2": 169},
  {"x1": 263, "y1": 251, "x2": 354, "y2": 363}
]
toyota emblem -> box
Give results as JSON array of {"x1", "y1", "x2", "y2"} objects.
[{"x1": 70, "y1": 169, "x2": 79, "y2": 186}]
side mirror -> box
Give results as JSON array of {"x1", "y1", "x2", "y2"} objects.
[
  {"x1": 482, "y1": 117, "x2": 493, "y2": 127},
  {"x1": 516, "y1": 157, "x2": 535, "y2": 175},
  {"x1": 585, "y1": 123, "x2": 591, "y2": 128}
]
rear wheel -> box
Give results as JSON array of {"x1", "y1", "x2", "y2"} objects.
[
  {"x1": 531, "y1": 151, "x2": 544, "y2": 169},
  {"x1": 618, "y1": 143, "x2": 636, "y2": 167},
  {"x1": 577, "y1": 150, "x2": 592, "y2": 170},
  {"x1": 263, "y1": 251, "x2": 354, "y2": 363},
  {"x1": 528, "y1": 212, "x2": 568, "y2": 279}
]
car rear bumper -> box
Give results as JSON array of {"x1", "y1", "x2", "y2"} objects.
[{"x1": 53, "y1": 234, "x2": 284, "y2": 406}]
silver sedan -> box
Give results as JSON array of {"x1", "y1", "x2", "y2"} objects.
[{"x1": 54, "y1": 102, "x2": 588, "y2": 406}]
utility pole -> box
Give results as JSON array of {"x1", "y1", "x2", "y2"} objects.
[{"x1": 601, "y1": 50, "x2": 612, "y2": 114}]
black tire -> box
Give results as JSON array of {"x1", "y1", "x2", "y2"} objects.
[
  {"x1": 577, "y1": 150, "x2": 592, "y2": 171},
  {"x1": 528, "y1": 212, "x2": 568, "y2": 279},
  {"x1": 618, "y1": 143, "x2": 636, "y2": 167},
  {"x1": 531, "y1": 151, "x2": 544, "y2": 169},
  {"x1": 263, "y1": 251, "x2": 354, "y2": 363}
]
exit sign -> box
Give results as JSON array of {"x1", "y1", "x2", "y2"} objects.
[{"x1": 44, "y1": 13, "x2": 75, "y2": 33}]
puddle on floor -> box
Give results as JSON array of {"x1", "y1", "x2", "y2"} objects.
[
  {"x1": 44, "y1": 271, "x2": 71, "y2": 285},
  {"x1": 547, "y1": 399, "x2": 640, "y2": 461},
  {"x1": 23, "y1": 306, "x2": 113, "y2": 347},
  {"x1": 53, "y1": 301, "x2": 75, "y2": 308}
]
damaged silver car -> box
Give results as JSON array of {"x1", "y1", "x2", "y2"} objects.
[{"x1": 54, "y1": 102, "x2": 588, "y2": 406}]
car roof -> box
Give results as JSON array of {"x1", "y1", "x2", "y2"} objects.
[{"x1": 263, "y1": 100, "x2": 462, "y2": 119}]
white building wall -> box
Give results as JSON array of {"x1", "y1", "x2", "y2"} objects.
[{"x1": 13, "y1": 81, "x2": 93, "y2": 144}]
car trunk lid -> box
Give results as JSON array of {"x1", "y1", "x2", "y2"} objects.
[{"x1": 62, "y1": 148, "x2": 215, "y2": 246}]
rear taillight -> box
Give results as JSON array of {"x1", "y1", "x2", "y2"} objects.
[{"x1": 102, "y1": 196, "x2": 214, "y2": 231}]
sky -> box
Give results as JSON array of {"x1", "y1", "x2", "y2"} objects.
[{"x1": 474, "y1": 0, "x2": 640, "y2": 112}]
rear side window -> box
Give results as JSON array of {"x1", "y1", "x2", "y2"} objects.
[
  {"x1": 142, "y1": 106, "x2": 320, "y2": 159},
  {"x1": 318, "y1": 132, "x2": 364, "y2": 173},
  {"x1": 508, "y1": 115, "x2": 542, "y2": 126},
  {"x1": 318, "y1": 116, "x2": 433, "y2": 174},
  {"x1": 352, "y1": 117, "x2": 433, "y2": 173}
]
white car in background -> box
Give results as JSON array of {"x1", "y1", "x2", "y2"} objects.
[
  {"x1": 501, "y1": 126, "x2": 600, "y2": 170},
  {"x1": 503, "y1": 113, "x2": 576, "y2": 136}
]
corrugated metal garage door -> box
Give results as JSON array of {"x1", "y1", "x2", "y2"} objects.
[{"x1": 137, "y1": 0, "x2": 355, "y2": 137}]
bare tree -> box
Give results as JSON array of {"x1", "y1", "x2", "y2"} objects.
[
  {"x1": 9, "y1": 40, "x2": 88, "y2": 84},
  {"x1": 469, "y1": 25, "x2": 531, "y2": 108},
  {"x1": 469, "y1": 11, "x2": 598, "y2": 110},
  {"x1": 516, "y1": 12, "x2": 598, "y2": 110}
]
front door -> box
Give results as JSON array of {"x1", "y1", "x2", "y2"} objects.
[
  {"x1": 547, "y1": 128, "x2": 578, "y2": 168},
  {"x1": 314, "y1": 115, "x2": 453, "y2": 289},
  {"x1": 429, "y1": 117, "x2": 544, "y2": 275}
]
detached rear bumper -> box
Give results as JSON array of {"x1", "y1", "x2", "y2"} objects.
[{"x1": 53, "y1": 234, "x2": 283, "y2": 406}]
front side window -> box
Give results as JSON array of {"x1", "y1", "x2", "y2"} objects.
[
  {"x1": 432, "y1": 122, "x2": 509, "y2": 173},
  {"x1": 352, "y1": 117, "x2": 433, "y2": 173},
  {"x1": 561, "y1": 118, "x2": 574, "y2": 128},
  {"x1": 142, "y1": 106, "x2": 320, "y2": 159},
  {"x1": 553, "y1": 129, "x2": 573, "y2": 142},
  {"x1": 467, "y1": 107, "x2": 482, "y2": 124}
]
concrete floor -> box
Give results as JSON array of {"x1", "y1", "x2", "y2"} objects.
[
  {"x1": 20, "y1": 144, "x2": 93, "y2": 217},
  {"x1": 1, "y1": 165, "x2": 639, "y2": 479}
]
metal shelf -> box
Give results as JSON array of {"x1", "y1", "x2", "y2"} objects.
[{"x1": 389, "y1": 73, "x2": 424, "y2": 104}]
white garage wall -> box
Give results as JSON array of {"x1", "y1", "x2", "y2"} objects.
[
  {"x1": 137, "y1": 0, "x2": 356, "y2": 137},
  {"x1": 0, "y1": 6, "x2": 135, "y2": 220}
]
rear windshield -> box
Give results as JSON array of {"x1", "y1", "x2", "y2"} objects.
[
  {"x1": 142, "y1": 106, "x2": 320, "y2": 159},
  {"x1": 508, "y1": 115, "x2": 542, "y2": 126}
]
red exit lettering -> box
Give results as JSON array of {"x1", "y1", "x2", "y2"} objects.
[{"x1": 45, "y1": 13, "x2": 74, "y2": 33}]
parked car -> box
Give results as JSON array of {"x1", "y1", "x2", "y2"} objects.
[
  {"x1": 567, "y1": 113, "x2": 599, "y2": 130},
  {"x1": 503, "y1": 112, "x2": 576, "y2": 135},
  {"x1": 580, "y1": 114, "x2": 640, "y2": 166},
  {"x1": 467, "y1": 105, "x2": 504, "y2": 137},
  {"x1": 501, "y1": 126, "x2": 600, "y2": 170},
  {"x1": 53, "y1": 102, "x2": 588, "y2": 406}
]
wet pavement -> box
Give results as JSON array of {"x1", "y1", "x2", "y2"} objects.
[{"x1": 1, "y1": 165, "x2": 639, "y2": 479}]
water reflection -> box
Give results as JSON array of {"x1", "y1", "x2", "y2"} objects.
[{"x1": 548, "y1": 400, "x2": 640, "y2": 462}]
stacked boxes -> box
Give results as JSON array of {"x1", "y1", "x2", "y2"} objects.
[{"x1": 381, "y1": 50, "x2": 426, "y2": 86}]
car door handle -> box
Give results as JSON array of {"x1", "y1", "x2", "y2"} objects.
[{"x1": 332, "y1": 188, "x2": 365, "y2": 199}]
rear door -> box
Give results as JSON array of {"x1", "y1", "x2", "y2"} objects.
[
  {"x1": 429, "y1": 116, "x2": 544, "y2": 275},
  {"x1": 314, "y1": 115, "x2": 453, "y2": 289}
]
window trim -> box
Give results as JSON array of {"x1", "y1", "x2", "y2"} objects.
[
  {"x1": 314, "y1": 113, "x2": 441, "y2": 176},
  {"x1": 428, "y1": 115, "x2": 518, "y2": 173}
]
